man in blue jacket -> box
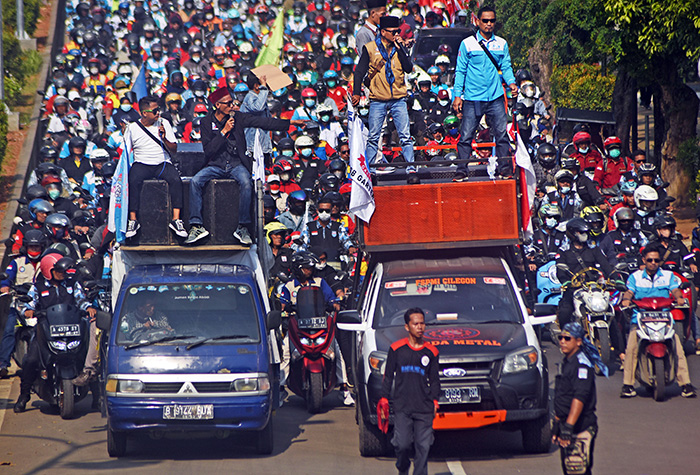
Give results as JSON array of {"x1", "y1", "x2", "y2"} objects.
[{"x1": 451, "y1": 6, "x2": 517, "y2": 181}]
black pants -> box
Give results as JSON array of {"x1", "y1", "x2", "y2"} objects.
[
  {"x1": 392, "y1": 411, "x2": 434, "y2": 475},
  {"x1": 558, "y1": 288, "x2": 575, "y2": 329},
  {"x1": 128, "y1": 162, "x2": 183, "y2": 213},
  {"x1": 19, "y1": 338, "x2": 40, "y2": 395}
]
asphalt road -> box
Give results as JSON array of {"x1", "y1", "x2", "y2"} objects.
[{"x1": 2, "y1": 341, "x2": 700, "y2": 475}]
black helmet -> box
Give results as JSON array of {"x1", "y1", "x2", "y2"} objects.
[
  {"x1": 319, "y1": 173, "x2": 339, "y2": 193},
  {"x1": 39, "y1": 145, "x2": 58, "y2": 163},
  {"x1": 267, "y1": 98, "x2": 281, "y2": 115},
  {"x1": 36, "y1": 162, "x2": 62, "y2": 178},
  {"x1": 23, "y1": 228, "x2": 46, "y2": 247},
  {"x1": 72, "y1": 209, "x2": 95, "y2": 228},
  {"x1": 566, "y1": 217, "x2": 590, "y2": 243},
  {"x1": 322, "y1": 191, "x2": 344, "y2": 208},
  {"x1": 54, "y1": 257, "x2": 76, "y2": 274},
  {"x1": 291, "y1": 250, "x2": 320, "y2": 279},
  {"x1": 278, "y1": 137, "x2": 295, "y2": 151},
  {"x1": 69, "y1": 136, "x2": 87, "y2": 150},
  {"x1": 26, "y1": 184, "x2": 49, "y2": 202},
  {"x1": 328, "y1": 159, "x2": 346, "y2": 180},
  {"x1": 560, "y1": 157, "x2": 580, "y2": 171},
  {"x1": 537, "y1": 143, "x2": 557, "y2": 170},
  {"x1": 654, "y1": 214, "x2": 676, "y2": 230},
  {"x1": 515, "y1": 69, "x2": 533, "y2": 83},
  {"x1": 100, "y1": 161, "x2": 117, "y2": 178}
]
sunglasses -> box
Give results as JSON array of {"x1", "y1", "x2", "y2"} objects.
[
  {"x1": 218, "y1": 100, "x2": 233, "y2": 106},
  {"x1": 558, "y1": 335, "x2": 572, "y2": 342},
  {"x1": 143, "y1": 108, "x2": 160, "y2": 114},
  {"x1": 646, "y1": 258, "x2": 661, "y2": 263},
  {"x1": 481, "y1": 18, "x2": 497, "y2": 23},
  {"x1": 384, "y1": 29, "x2": 400, "y2": 34},
  {"x1": 340, "y1": 149, "x2": 350, "y2": 154},
  {"x1": 635, "y1": 160, "x2": 645, "y2": 164}
]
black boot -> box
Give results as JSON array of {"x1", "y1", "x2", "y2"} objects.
[{"x1": 14, "y1": 393, "x2": 30, "y2": 413}]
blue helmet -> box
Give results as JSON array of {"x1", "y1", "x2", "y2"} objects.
[
  {"x1": 323, "y1": 70, "x2": 338, "y2": 80},
  {"x1": 340, "y1": 56, "x2": 354, "y2": 66},
  {"x1": 29, "y1": 199, "x2": 55, "y2": 220},
  {"x1": 233, "y1": 83, "x2": 249, "y2": 93},
  {"x1": 427, "y1": 66, "x2": 441, "y2": 75},
  {"x1": 620, "y1": 180, "x2": 637, "y2": 195}
]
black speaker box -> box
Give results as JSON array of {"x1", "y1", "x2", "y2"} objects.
[
  {"x1": 202, "y1": 179, "x2": 240, "y2": 244},
  {"x1": 174, "y1": 142, "x2": 206, "y2": 177},
  {"x1": 137, "y1": 179, "x2": 172, "y2": 245}
]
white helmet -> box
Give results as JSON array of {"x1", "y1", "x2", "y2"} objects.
[
  {"x1": 294, "y1": 135, "x2": 314, "y2": 151},
  {"x1": 316, "y1": 103, "x2": 332, "y2": 115},
  {"x1": 634, "y1": 184, "x2": 658, "y2": 209}
]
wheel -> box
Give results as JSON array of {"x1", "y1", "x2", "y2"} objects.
[
  {"x1": 596, "y1": 327, "x2": 611, "y2": 372},
  {"x1": 306, "y1": 372, "x2": 324, "y2": 414},
  {"x1": 256, "y1": 417, "x2": 274, "y2": 455},
  {"x1": 358, "y1": 400, "x2": 389, "y2": 457},
  {"x1": 107, "y1": 421, "x2": 127, "y2": 457},
  {"x1": 59, "y1": 379, "x2": 75, "y2": 420},
  {"x1": 653, "y1": 357, "x2": 666, "y2": 402},
  {"x1": 521, "y1": 413, "x2": 551, "y2": 454}
]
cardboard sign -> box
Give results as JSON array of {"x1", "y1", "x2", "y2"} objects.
[{"x1": 251, "y1": 64, "x2": 292, "y2": 92}]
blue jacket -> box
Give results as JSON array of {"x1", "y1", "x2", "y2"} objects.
[
  {"x1": 626, "y1": 268, "x2": 680, "y2": 324},
  {"x1": 453, "y1": 32, "x2": 516, "y2": 102}
]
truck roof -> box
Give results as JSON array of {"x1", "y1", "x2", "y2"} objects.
[
  {"x1": 122, "y1": 264, "x2": 257, "y2": 287},
  {"x1": 382, "y1": 256, "x2": 506, "y2": 279}
]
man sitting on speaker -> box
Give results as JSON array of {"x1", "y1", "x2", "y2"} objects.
[{"x1": 186, "y1": 86, "x2": 305, "y2": 245}]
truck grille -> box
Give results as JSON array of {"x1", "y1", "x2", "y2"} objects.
[
  {"x1": 142, "y1": 382, "x2": 233, "y2": 394},
  {"x1": 439, "y1": 360, "x2": 495, "y2": 382}
]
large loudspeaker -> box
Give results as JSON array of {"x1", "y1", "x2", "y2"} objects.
[
  {"x1": 174, "y1": 142, "x2": 205, "y2": 177},
  {"x1": 202, "y1": 179, "x2": 240, "y2": 244},
  {"x1": 137, "y1": 179, "x2": 172, "y2": 245}
]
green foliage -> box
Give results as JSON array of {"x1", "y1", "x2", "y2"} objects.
[
  {"x1": 2, "y1": 32, "x2": 26, "y2": 83},
  {"x1": 678, "y1": 138, "x2": 700, "y2": 199},
  {"x1": 0, "y1": 102, "x2": 7, "y2": 169},
  {"x1": 2, "y1": 0, "x2": 42, "y2": 36},
  {"x1": 3, "y1": 76, "x2": 23, "y2": 106},
  {"x1": 550, "y1": 64, "x2": 615, "y2": 112}
]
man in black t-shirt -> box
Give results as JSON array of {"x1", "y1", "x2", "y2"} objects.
[{"x1": 379, "y1": 307, "x2": 440, "y2": 475}]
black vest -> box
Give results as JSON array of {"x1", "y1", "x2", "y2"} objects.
[
  {"x1": 34, "y1": 276, "x2": 79, "y2": 312},
  {"x1": 307, "y1": 220, "x2": 343, "y2": 262}
]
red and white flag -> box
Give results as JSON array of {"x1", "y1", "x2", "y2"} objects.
[
  {"x1": 515, "y1": 132, "x2": 536, "y2": 237},
  {"x1": 347, "y1": 103, "x2": 375, "y2": 223}
]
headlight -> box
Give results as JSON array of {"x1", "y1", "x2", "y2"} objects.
[
  {"x1": 300, "y1": 337, "x2": 311, "y2": 346},
  {"x1": 588, "y1": 293, "x2": 609, "y2": 313},
  {"x1": 233, "y1": 376, "x2": 269, "y2": 392},
  {"x1": 502, "y1": 346, "x2": 538, "y2": 374},
  {"x1": 49, "y1": 340, "x2": 67, "y2": 350},
  {"x1": 315, "y1": 336, "x2": 326, "y2": 345},
  {"x1": 118, "y1": 379, "x2": 144, "y2": 393},
  {"x1": 650, "y1": 330, "x2": 664, "y2": 342},
  {"x1": 66, "y1": 340, "x2": 81, "y2": 350},
  {"x1": 369, "y1": 351, "x2": 387, "y2": 375}
]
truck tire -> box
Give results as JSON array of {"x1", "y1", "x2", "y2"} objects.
[
  {"x1": 521, "y1": 412, "x2": 551, "y2": 454},
  {"x1": 107, "y1": 421, "x2": 127, "y2": 457},
  {"x1": 59, "y1": 379, "x2": 75, "y2": 420},
  {"x1": 306, "y1": 372, "x2": 324, "y2": 414},
  {"x1": 256, "y1": 417, "x2": 274, "y2": 455},
  {"x1": 653, "y1": 357, "x2": 665, "y2": 402},
  {"x1": 358, "y1": 400, "x2": 389, "y2": 457}
]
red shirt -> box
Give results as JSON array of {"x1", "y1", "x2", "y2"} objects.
[
  {"x1": 594, "y1": 156, "x2": 630, "y2": 189},
  {"x1": 570, "y1": 149, "x2": 602, "y2": 171}
]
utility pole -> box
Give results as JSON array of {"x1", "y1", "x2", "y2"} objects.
[{"x1": 16, "y1": 0, "x2": 29, "y2": 40}]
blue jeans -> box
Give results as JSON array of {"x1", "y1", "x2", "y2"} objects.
[
  {"x1": 365, "y1": 98, "x2": 415, "y2": 171},
  {"x1": 0, "y1": 308, "x2": 18, "y2": 368},
  {"x1": 189, "y1": 164, "x2": 253, "y2": 226},
  {"x1": 456, "y1": 98, "x2": 512, "y2": 176}
]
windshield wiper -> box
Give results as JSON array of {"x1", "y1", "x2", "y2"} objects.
[
  {"x1": 186, "y1": 334, "x2": 251, "y2": 350},
  {"x1": 125, "y1": 334, "x2": 197, "y2": 350}
]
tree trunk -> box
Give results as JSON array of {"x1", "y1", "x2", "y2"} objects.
[
  {"x1": 528, "y1": 38, "x2": 554, "y2": 108},
  {"x1": 655, "y1": 59, "x2": 699, "y2": 206},
  {"x1": 612, "y1": 65, "x2": 637, "y2": 154}
]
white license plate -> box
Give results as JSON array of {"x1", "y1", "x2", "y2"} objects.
[
  {"x1": 441, "y1": 387, "x2": 481, "y2": 404},
  {"x1": 49, "y1": 324, "x2": 80, "y2": 338},
  {"x1": 163, "y1": 404, "x2": 214, "y2": 420},
  {"x1": 297, "y1": 317, "x2": 326, "y2": 329},
  {"x1": 640, "y1": 312, "x2": 670, "y2": 323}
]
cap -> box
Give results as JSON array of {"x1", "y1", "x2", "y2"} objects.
[
  {"x1": 222, "y1": 58, "x2": 235, "y2": 68},
  {"x1": 67, "y1": 90, "x2": 81, "y2": 101},
  {"x1": 366, "y1": 0, "x2": 387, "y2": 9},
  {"x1": 267, "y1": 174, "x2": 281, "y2": 183},
  {"x1": 209, "y1": 87, "x2": 231, "y2": 104},
  {"x1": 379, "y1": 15, "x2": 400, "y2": 29}
]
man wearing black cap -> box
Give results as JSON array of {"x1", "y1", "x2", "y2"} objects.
[
  {"x1": 352, "y1": 15, "x2": 419, "y2": 184},
  {"x1": 355, "y1": 0, "x2": 386, "y2": 51}
]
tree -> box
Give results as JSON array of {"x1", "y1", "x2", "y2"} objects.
[{"x1": 604, "y1": 0, "x2": 700, "y2": 204}]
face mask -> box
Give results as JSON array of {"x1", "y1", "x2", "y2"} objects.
[
  {"x1": 439, "y1": 100, "x2": 448, "y2": 107},
  {"x1": 448, "y1": 128, "x2": 459, "y2": 136},
  {"x1": 280, "y1": 172, "x2": 291, "y2": 181},
  {"x1": 90, "y1": 67, "x2": 99, "y2": 75},
  {"x1": 192, "y1": 55, "x2": 201, "y2": 63},
  {"x1": 560, "y1": 186, "x2": 571, "y2": 194},
  {"x1": 57, "y1": 87, "x2": 67, "y2": 96},
  {"x1": 300, "y1": 148, "x2": 313, "y2": 158},
  {"x1": 317, "y1": 211, "x2": 331, "y2": 221},
  {"x1": 359, "y1": 107, "x2": 369, "y2": 116},
  {"x1": 281, "y1": 150, "x2": 294, "y2": 157},
  {"x1": 120, "y1": 104, "x2": 132, "y2": 112},
  {"x1": 333, "y1": 171, "x2": 344, "y2": 180},
  {"x1": 48, "y1": 189, "x2": 61, "y2": 200},
  {"x1": 609, "y1": 148, "x2": 621, "y2": 158},
  {"x1": 269, "y1": 183, "x2": 280, "y2": 193},
  {"x1": 545, "y1": 217, "x2": 558, "y2": 228},
  {"x1": 320, "y1": 114, "x2": 330, "y2": 123},
  {"x1": 578, "y1": 146, "x2": 589, "y2": 154},
  {"x1": 576, "y1": 232, "x2": 588, "y2": 243},
  {"x1": 304, "y1": 99, "x2": 316, "y2": 108},
  {"x1": 294, "y1": 15, "x2": 301, "y2": 21},
  {"x1": 618, "y1": 220, "x2": 633, "y2": 232},
  {"x1": 194, "y1": 90, "x2": 204, "y2": 97},
  {"x1": 327, "y1": 80, "x2": 336, "y2": 88},
  {"x1": 27, "y1": 249, "x2": 42, "y2": 259}
]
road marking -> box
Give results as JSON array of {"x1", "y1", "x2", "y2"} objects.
[
  {"x1": 0, "y1": 376, "x2": 13, "y2": 434},
  {"x1": 446, "y1": 460, "x2": 468, "y2": 475}
]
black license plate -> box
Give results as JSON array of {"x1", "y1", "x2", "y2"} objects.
[
  {"x1": 163, "y1": 404, "x2": 214, "y2": 420},
  {"x1": 441, "y1": 386, "x2": 481, "y2": 404},
  {"x1": 49, "y1": 324, "x2": 80, "y2": 338},
  {"x1": 297, "y1": 317, "x2": 326, "y2": 329}
]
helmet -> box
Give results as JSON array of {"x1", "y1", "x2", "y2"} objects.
[
  {"x1": 68, "y1": 135, "x2": 87, "y2": 151},
  {"x1": 537, "y1": 143, "x2": 557, "y2": 170},
  {"x1": 340, "y1": 56, "x2": 354, "y2": 66},
  {"x1": 554, "y1": 169, "x2": 574, "y2": 184},
  {"x1": 295, "y1": 135, "x2": 315, "y2": 151},
  {"x1": 291, "y1": 250, "x2": 320, "y2": 279},
  {"x1": 428, "y1": 122, "x2": 445, "y2": 137},
  {"x1": 603, "y1": 136, "x2": 622, "y2": 150},
  {"x1": 538, "y1": 203, "x2": 561, "y2": 221},
  {"x1": 638, "y1": 163, "x2": 656, "y2": 177},
  {"x1": 435, "y1": 55, "x2": 450, "y2": 66},
  {"x1": 54, "y1": 257, "x2": 76, "y2": 275},
  {"x1": 288, "y1": 189, "x2": 308, "y2": 205},
  {"x1": 265, "y1": 222, "x2": 288, "y2": 245},
  {"x1": 581, "y1": 206, "x2": 605, "y2": 236},
  {"x1": 273, "y1": 158, "x2": 294, "y2": 174},
  {"x1": 39, "y1": 252, "x2": 63, "y2": 280},
  {"x1": 233, "y1": 83, "x2": 249, "y2": 93},
  {"x1": 654, "y1": 213, "x2": 676, "y2": 230},
  {"x1": 560, "y1": 157, "x2": 580, "y2": 172},
  {"x1": 437, "y1": 44, "x2": 452, "y2": 55},
  {"x1": 39, "y1": 145, "x2": 58, "y2": 162},
  {"x1": 45, "y1": 212, "x2": 71, "y2": 230},
  {"x1": 620, "y1": 180, "x2": 637, "y2": 195},
  {"x1": 26, "y1": 185, "x2": 49, "y2": 202},
  {"x1": 613, "y1": 207, "x2": 635, "y2": 229},
  {"x1": 634, "y1": 185, "x2": 658, "y2": 209},
  {"x1": 277, "y1": 138, "x2": 295, "y2": 152},
  {"x1": 101, "y1": 161, "x2": 117, "y2": 178},
  {"x1": 319, "y1": 173, "x2": 339, "y2": 193},
  {"x1": 573, "y1": 131, "x2": 591, "y2": 145},
  {"x1": 316, "y1": 103, "x2": 333, "y2": 116},
  {"x1": 23, "y1": 228, "x2": 46, "y2": 250},
  {"x1": 323, "y1": 70, "x2": 338, "y2": 80},
  {"x1": 427, "y1": 66, "x2": 440, "y2": 75},
  {"x1": 213, "y1": 46, "x2": 226, "y2": 56},
  {"x1": 322, "y1": 191, "x2": 344, "y2": 208},
  {"x1": 165, "y1": 92, "x2": 182, "y2": 104},
  {"x1": 443, "y1": 115, "x2": 458, "y2": 128},
  {"x1": 565, "y1": 217, "x2": 590, "y2": 243},
  {"x1": 301, "y1": 87, "x2": 317, "y2": 98},
  {"x1": 328, "y1": 159, "x2": 346, "y2": 180},
  {"x1": 436, "y1": 90, "x2": 450, "y2": 102},
  {"x1": 89, "y1": 147, "x2": 110, "y2": 162},
  {"x1": 515, "y1": 69, "x2": 533, "y2": 83},
  {"x1": 239, "y1": 42, "x2": 254, "y2": 54},
  {"x1": 29, "y1": 199, "x2": 55, "y2": 220}
]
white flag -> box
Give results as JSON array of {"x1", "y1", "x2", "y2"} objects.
[
  {"x1": 252, "y1": 129, "x2": 265, "y2": 182},
  {"x1": 515, "y1": 132, "x2": 537, "y2": 237},
  {"x1": 347, "y1": 103, "x2": 375, "y2": 223}
]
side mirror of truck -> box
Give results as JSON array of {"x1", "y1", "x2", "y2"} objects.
[
  {"x1": 266, "y1": 310, "x2": 282, "y2": 330},
  {"x1": 529, "y1": 304, "x2": 557, "y2": 326},
  {"x1": 96, "y1": 311, "x2": 112, "y2": 331},
  {"x1": 337, "y1": 310, "x2": 366, "y2": 331}
]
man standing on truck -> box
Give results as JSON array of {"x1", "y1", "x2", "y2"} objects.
[
  {"x1": 355, "y1": 0, "x2": 386, "y2": 52},
  {"x1": 451, "y1": 6, "x2": 517, "y2": 181},
  {"x1": 378, "y1": 307, "x2": 439, "y2": 475}
]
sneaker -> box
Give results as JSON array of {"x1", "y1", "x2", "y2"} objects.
[
  {"x1": 72, "y1": 368, "x2": 95, "y2": 387},
  {"x1": 185, "y1": 225, "x2": 210, "y2": 244},
  {"x1": 279, "y1": 386, "x2": 288, "y2": 408},
  {"x1": 233, "y1": 226, "x2": 252, "y2": 245},
  {"x1": 14, "y1": 393, "x2": 30, "y2": 413},
  {"x1": 343, "y1": 390, "x2": 355, "y2": 406},
  {"x1": 125, "y1": 220, "x2": 140, "y2": 238},
  {"x1": 375, "y1": 166, "x2": 396, "y2": 175},
  {"x1": 681, "y1": 384, "x2": 697, "y2": 398},
  {"x1": 453, "y1": 172, "x2": 468, "y2": 182},
  {"x1": 169, "y1": 219, "x2": 188, "y2": 238},
  {"x1": 0, "y1": 366, "x2": 8, "y2": 379},
  {"x1": 620, "y1": 385, "x2": 637, "y2": 398}
]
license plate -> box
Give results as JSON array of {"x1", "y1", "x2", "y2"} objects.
[
  {"x1": 163, "y1": 404, "x2": 214, "y2": 420},
  {"x1": 49, "y1": 324, "x2": 80, "y2": 338},
  {"x1": 441, "y1": 386, "x2": 481, "y2": 404},
  {"x1": 297, "y1": 317, "x2": 326, "y2": 329},
  {"x1": 640, "y1": 312, "x2": 670, "y2": 323}
]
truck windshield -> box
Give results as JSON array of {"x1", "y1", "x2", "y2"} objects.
[
  {"x1": 374, "y1": 275, "x2": 522, "y2": 328},
  {"x1": 116, "y1": 283, "x2": 261, "y2": 346}
]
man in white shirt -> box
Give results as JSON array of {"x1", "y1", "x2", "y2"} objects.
[{"x1": 124, "y1": 95, "x2": 186, "y2": 238}]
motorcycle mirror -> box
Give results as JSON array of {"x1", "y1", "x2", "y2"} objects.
[
  {"x1": 17, "y1": 295, "x2": 32, "y2": 303},
  {"x1": 556, "y1": 263, "x2": 571, "y2": 274},
  {"x1": 96, "y1": 310, "x2": 112, "y2": 331},
  {"x1": 615, "y1": 282, "x2": 628, "y2": 292},
  {"x1": 679, "y1": 281, "x2": 691, "y2": 290},
  {"x1": 266, "y1": 310, "x2": 282, "y2": 330}
]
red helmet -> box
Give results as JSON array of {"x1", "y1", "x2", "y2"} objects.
[
  {"x1": 573, "y1": 131, "x2": 591, "y2": 144},
  {"x1": 41, "y1": 175, "x2": 62, "y2": 187},
  {"x1": 301, "y1": 87, "x2": 317, "y2": 98},
  {"x1": 603, "y1": 136, "x2": 622, "y2": 149},
  {"x1": 40, "y1": 252, "x2": 62, "y2": 280},
  {"x1": 315, "y1": 15, "x2": 327, "y2": 27},
  {"x1": 273, "y1": 159, "x2": 293, "y2": 173},
  {"x1": 437, "y1": 89, "x2": 450, "y2": 100},
  {"x1": 194, "y1": 103, "x2": 208, "y2": 113}
]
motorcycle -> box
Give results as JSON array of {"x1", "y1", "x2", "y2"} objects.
[
  {"x1": 34, "y1": 303, "x2": 90, "y2": 419},
  {"x1": 657, "y1": 259, "x2": 697, "y2": 355},
  {"x1": 627, "y1": 295, "x2": 689, "y2": 401},
  {"x1": 286, "y1": 286, "x2": 337, "y2": 414},
  {"x1": 6, "y1": 282, "x2": 35, "y2": 368}
]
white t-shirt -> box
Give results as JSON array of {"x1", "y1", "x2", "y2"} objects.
[{"x1": 123, "y1": 119, "x2": 177, "y2": 165}]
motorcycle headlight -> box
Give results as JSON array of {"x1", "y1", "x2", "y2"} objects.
[
  {"x1": 650, "y1": 330, "x2": 664, "y2": 342},
  {"x1": 118, "y1": 379, "x2": 144, "y2": 393},
  {"x1": 589, "y1": 294, "x2": 609, "y2": 313},
  {"x1": 502, "y1": 346, "x2": 538, "y2": 374},
  {"x1": 369, "y1": 351, "x2": 387, "y2": 375},
  {"x1": 300, "y1": 337, "x2": 311, "y2": 346},
  {"x1": 315, "y1": 336, "x2": 326, "y2": 345},
  {"x1": 66, "y1": 340, "x2": 81, "y2": 350},
  {"x1": 49, "y1": 340, "x2": 67, "y2": 350}
]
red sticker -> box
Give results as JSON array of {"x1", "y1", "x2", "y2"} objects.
[
  {"x1": 385, "y1": 281, "x2": 406, "y2": 289},
  {"x1": 484, "y1": 277, "x2": 506, "y2": 285}
]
